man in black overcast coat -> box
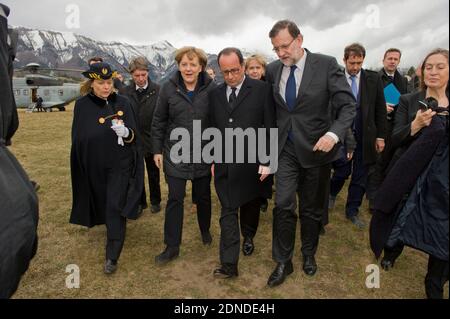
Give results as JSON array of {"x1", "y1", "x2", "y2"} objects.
[
  {"x1": 209, "y1": 47, "x2": 276, "y2": 279},
  {"x1": 123, "y1": 57, "x2": 162, "y2": 215}
]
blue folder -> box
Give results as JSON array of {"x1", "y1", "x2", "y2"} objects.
[{"x1": 384, "y1": 83, "x2": 401, "y2": 105}]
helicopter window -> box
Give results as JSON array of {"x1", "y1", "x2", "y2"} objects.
[
  {"x1": 23, "y1": 89, "x2": 29, "y2": 96},
  {"x1": 15, "y1": 90, "x2": 21, "y2": 96},
  {"x1": 58, "y1": 89, "x2": 64, "y2": 96},
  {"x1": 44, "y1": 90, "x2": 50, "y2": 96}
]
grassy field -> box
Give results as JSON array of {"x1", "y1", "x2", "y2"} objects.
[{"x1": 9, "y1": 102, "x2": 448, "y2": 299}]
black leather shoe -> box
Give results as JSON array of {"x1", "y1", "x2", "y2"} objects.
[
  {"x1": 151, "y1": 204, "x2": 161, "y2": 214},
  {"x1": 201, "y1": 231, "x2": 212, "y2": 246},
  {"x1": 260, "y1": 200, "x2": 268, "y2": 213},
  {"x1": 213, "y1": 265, "x2": 238, "y2": 279},
  {"x1": 267, "y1": 261, "x2": 293, "y2": 287},
  {"x1": 242, "y1": 237, "x2": 254, "y2": 256},
  {"x1": 104, "y1": 259, "x2": 117, "y2": 274},
  {"x1": 303, "y1": 256, "x2": 317, "y2": 276},
  {"x1": 155, "y1": 246, "x2": 179, "y2": 265},
  {"x1": 135, "y1": 205, "x2": 144, "y2": 218},
  {"x1": 381, "y1": 257, "x2": 395, "y2": 271}
]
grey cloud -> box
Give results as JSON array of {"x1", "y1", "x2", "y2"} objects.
[{"x1": 2, "y1": 0, "x2": 448, "y2": 67}]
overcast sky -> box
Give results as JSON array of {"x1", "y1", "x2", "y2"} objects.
[{"x1": 3, "y1": 0, "x2": 449, "y2": 68}]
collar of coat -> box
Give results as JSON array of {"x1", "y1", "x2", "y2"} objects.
[
  {"x1": 87, "y1": 92, "x2": 118, "y2": 107},
  {"x1": 379, "y1": 68, "x2": 401, "y2": 81},
  {"x1": 169, "y1": 71, "x2": 212, "y2": 93}
]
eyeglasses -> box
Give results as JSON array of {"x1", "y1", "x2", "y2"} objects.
[
  {"x1": 221, "y1": 68, "x2": 241, "y2": 77},
  {"x1": 272, "y1": 38, "x2": 296, "y2": 53}
]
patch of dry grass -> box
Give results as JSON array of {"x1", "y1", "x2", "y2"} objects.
[{"x1": 9, "y1": 103, "x2": 448, "y2": 299}]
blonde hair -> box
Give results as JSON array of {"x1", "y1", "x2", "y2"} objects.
[
  {"x1": 245, "y1": 54, "x2": 267, "y2": 71},
  {"x1": 175, "y1": 46, "x2": 208, "y2": 71},
  {"x1": 80, "y1": 79, "x2": 93, "y2": 96},
  {"x1": 80, "y1": 79, "x2": 117, "y2": 96}
]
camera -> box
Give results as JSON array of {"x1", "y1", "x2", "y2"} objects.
[{"x1": 419, "y1": 97, "x2": 439, "y2": 112}]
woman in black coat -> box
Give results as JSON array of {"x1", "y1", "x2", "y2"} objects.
[
  {"x1": 371, "y1": 49, "x2": 449, "y2": 299},
  {"x1": 70, "y1": 62, "x2": 141, "y2": 274},
  {"x1": 151, "y1": 47, "x2": 216, "y2": 264}
]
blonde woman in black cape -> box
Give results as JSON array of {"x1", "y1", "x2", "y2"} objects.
[{"x1": 70, "y1": 62, "x2": 143, "y2": 274}]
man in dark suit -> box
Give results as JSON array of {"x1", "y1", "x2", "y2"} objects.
[
  {"x1": 379, "y1": 48, "x2": 409, "y2": 120},
  {"x1": 265, "y1": 20, "x2": 356, "y2": 287},
  {"x1": 367, "y1": 49, "x2": 410, "y2": 214},
  {"x1": 123, "y1": 57, "x2": 161, "y2": 215},
  {"x1": 328, "y1": 43, "x2": 387, "y2": 229},
  {"x1": 371, "y1": 49, "x2": 413, "y2": 271},
  {"x1": 209, "y1": 47, "x2": 276, "y2": 278}
]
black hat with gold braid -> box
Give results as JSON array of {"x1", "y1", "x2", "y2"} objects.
[{"x1": 82, "y1": 62, "x2": 117, "y2": 80}]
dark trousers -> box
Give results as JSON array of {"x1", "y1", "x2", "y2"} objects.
[
  {"x1": 106, "y1": 217, "x2": 126, "y2": 261},
  {"x1": 330, "y1": 145, "x2": 368, "y2": 218},
  {"x1": 273, "y1": 140, "x2": 330, "y2": 262},
  {"x1": 240, "y1": 198, "x2": 261, "y2": 239},
  {"x1": 140, "y1": 155, "x2": 161, "y2": 207},
  {"x1": 219, "y1": 197, "x2": 261, "y2": 266},
  {"x1": 105, "y1": 167, "x2": 129, "y2": 261},
  {"x1": 368, "y1": 120, "x2": 395, "y2": 208},
  {"x1": 164, "y1": 175, "x2": 211, "y2": 247},
  {"x1": 425, "y1": 255, "x2": 449, "y2": 299}
]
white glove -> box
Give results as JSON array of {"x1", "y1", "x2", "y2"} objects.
[
  {"x1": 111, "y1": 124, "x2": 129, "y2": 147},
  {"x1": 111, "y1": 124, "x2": 130, "y2": 138}
]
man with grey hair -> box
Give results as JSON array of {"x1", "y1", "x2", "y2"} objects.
[
  {"x1": 265, "y1": 20, "x2": 356, "y2": 287},
  {"x1": 123, "y1": 56, "x2": 161, "y2": 215}
]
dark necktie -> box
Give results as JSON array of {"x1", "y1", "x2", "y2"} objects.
[
  {"x1": 229, "y1": 87, "x2": 237, "y2": 108},
  {"x1": 285, "y1": 65, "x2": 297, "y2": 111},
  {"x1": 137, "y1": 87, "x2": 145, "y2": 94}
]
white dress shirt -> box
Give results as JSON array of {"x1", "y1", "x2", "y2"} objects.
[
  {"x1": 226, "y1": 76, "x2": 246, "y2": 102},
  {"x1": 136, "y1": 82, "x2": 149, "y2": 91},
  {"x1": 279, "y1": 50, "x2": 307, "y2": 102}
]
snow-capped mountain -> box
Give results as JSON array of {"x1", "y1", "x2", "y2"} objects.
[
  {"x1": 13, "y1": 27, "x2": 177, "y2": 82},
  {"x1": 13, "y1": 26, "x2": 275, "y2": 83}
]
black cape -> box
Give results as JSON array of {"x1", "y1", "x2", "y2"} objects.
[
  {"x1": 370, "y1": 116, "x2": 449, "y2": 260},
  {"x1": 1, "y1": 3, "x2": 39, "y2": 299},
  {"x1": 70, "y1": 93, "x2": 143, "y2": 228}
]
